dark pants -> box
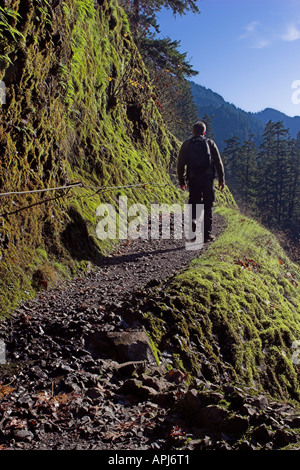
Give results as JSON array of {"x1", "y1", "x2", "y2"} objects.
[{"x1": 188, "y1": 176, "x2": 215, "y2": 238}]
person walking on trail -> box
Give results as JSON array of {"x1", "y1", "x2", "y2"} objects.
[{"x1": 177, "y1": 121, "x2": 225, "y2": 243}]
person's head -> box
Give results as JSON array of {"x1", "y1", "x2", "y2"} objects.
[{"x1": 192, "y1": 121, "x2": 206, "y2": 136}]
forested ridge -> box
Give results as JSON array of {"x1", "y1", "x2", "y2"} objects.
[{"x1": 223, "y1": 123, "x2": 300, "y2": 243}]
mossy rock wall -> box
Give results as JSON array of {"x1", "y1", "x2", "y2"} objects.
[
  {"x1": 0, "y1": 0, "x2": 181, "y2": 316},
  {"x1": 132, "y1": 206, "x2": 300, "y2": 401}
]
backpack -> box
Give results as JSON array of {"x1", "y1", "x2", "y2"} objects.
[{"x1": 186, "y1": 136, "x2": 212, "y2": 178}]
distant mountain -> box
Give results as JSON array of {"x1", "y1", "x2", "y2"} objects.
[
  {"x1": 253, "y1": 108, "x2": 300, "y2": 138},
  {"x1": 190, "y1": 81, "x2": 300, "y2": 150}
]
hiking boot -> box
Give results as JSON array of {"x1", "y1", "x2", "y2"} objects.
[
  {"x1": 186, "y1": 219, "x2": 199, "y2": 242},
  {"x1": 204, "y1": 234, "x2": 215, "y2": 243}
]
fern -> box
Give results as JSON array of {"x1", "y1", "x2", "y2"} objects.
[
  {"x1": 36, "y1": 0, "x2": 52, "y2": 26},
  {"x1": 0, "y1": 54, "x2": 13, "y2": 64},
  {"x1": 0, "y1": 6, "x2": 25, "y2": 42},
  {"x1": 76, "y1": 0, "x2": 95, "y2": 20}
]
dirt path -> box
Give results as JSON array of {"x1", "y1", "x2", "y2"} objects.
[
  {"x1": 78, "y1": 214, "x2": 224, "y2": 302},
  {"x1": 1, "y1": 213, "x2": 300, "y2": 452},
  {"x1": 0, "y1": 215, "x2": 224, "y2": 450}
]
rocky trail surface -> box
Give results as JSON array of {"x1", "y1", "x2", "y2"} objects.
[{"x1": 1, "y1": 214, "x2": 300, "y2": 452}]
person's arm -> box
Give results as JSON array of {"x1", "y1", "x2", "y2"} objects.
[
  {"x1": 177, "y1": 141, "x2": 189, "y2": 189},
  {"x1": 209, "y1": 140, "x2": 225, "y2": 190}
]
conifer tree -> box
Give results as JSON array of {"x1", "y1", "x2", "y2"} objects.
[
  {"x1": 202, "y1": 113, "x2": 215, "y2": 140},
  {"x1": 222, "y1": 135, "x2": 258, "y2": 213},
  {"x1": 294, "y1": 133, "x2": 300, "y2": 235},
  {"x1": 120, "y1": 0, "x2": 199, "y2": 80},
  {"x1": 221, "y1": 120, "x2": 300, "y2": 238},
  {"x1": 118, "y1": 0, "x2": 199, "y2": 139},
  {"x1": 255, "y1": 121, "x2": 293, "y2": 228},
  {"x1": 256, "y1": 121, "x2": 277, "y2": 225},
  {"x1": 285, "y1": 132, "x2": 300, "y2": 232},
  {"x1": 123, "y1": 0, "x2": 199, "y2": 38},
  {"x1": 273, "y1": 121, "x2": 290, "y2": 226},
  {"x1": 239, "y1": 135, "x2": 258, "y2": 212},
  {"x1": 222, "y1": 136, "x2": 241, "y2": 195}
]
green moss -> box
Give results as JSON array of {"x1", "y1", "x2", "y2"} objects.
[
  {"x1": 141, "y1": 205, "x2": 300, "y2": 400},
  {"x1": 145, "y1": 332, "x2": 161, "y2": 366},
  {"x1": 0, "y1": 0, "x2": 181, "y2": 318},
  {"x1": 2, "y1": 0, "x2": 299, "y2": 409},
  {"x1": 35, "y1": 247, "x2": 48, "y2": 262}
]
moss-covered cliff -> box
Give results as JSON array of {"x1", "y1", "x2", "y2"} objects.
[
  {"x1": 125, "y1": 204, "x2": 300, "y2": 401},
  {"x1": 1, "y1": 0, "x2": 300, "y2": 409},
  {"x1": 0, "y1": 0, "x2": 180, "y2": 315}
]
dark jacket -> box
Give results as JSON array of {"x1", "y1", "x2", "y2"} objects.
[{"x1": 177, "y1": 136, "x2": 225, "y2": 187}]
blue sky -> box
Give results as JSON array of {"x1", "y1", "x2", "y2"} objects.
[{"x1": 156, "y1": 0, "x2": 300, "y2": 117}]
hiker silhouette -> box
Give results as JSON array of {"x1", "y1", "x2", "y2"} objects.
[{"x1": 177, "y1": 121, "x2": 225, "y2": 242}]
